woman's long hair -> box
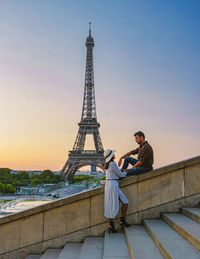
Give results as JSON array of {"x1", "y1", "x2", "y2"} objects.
[{"x1": 104, "y1": 156, "x2": 114, "y2": 170}]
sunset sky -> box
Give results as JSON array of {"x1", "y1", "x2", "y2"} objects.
[{"x1": 0, "y1": 0, "x2": 199, "y2": 171}]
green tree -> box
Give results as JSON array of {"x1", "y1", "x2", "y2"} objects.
[
  {"x1": 15, "y1": 171, "x2": 30, "y2": 186},
  {"x1": 74, "y1": 175, "x2": 93, "y2": 183},
  {"x1": 40, "y1": 170, "x2": 54, "y2": 179},
  {"x1": 31, "y1": 173, "x2": 40, "y2": 179},
  {"x1": 5, "y1": 184, "x2": 16, "y2": 194},
  {"x1": 0, "y1": 168, "x2": 11, "y2": 175},
  {"x1": 0, "y1": 168, "x2": 12, "y2": 184},
  {"x1": 54, "y1": 174, "x2": 61, "y2": 182},
  {"x1": 45, "y1": 176, "x2": 52, "y2": 183},
  {"x1": 31, "y1": 178, "x2": 41, "y2": 185},
  {"x1": 0, "y1": 182, "x2": 5, "y2": 193},
  {"x1": 0, "y1": 168, "x2": 61, "y2": 188},
  {"x1": 50, "y1": 177, "x2": 58, "y2": 184},
  {"x1": 39, "y1": 170, "x2": 60, "y2": 184}
]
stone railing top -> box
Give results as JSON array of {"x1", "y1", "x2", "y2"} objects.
[{"x1": 0, "y1": 155, "x2": 199, "y2": 225}]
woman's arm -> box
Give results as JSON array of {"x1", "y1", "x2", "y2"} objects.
[{"x1": 111, "y1": 162, "x2": 127, "y2": 177}]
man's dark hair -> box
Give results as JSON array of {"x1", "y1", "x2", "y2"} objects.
[{"x1": 134, "y1": 131, "x2": 145, "y2": 138}]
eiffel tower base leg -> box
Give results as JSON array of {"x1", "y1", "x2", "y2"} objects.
[
  {"x1": 61, "y1": 155, "x2": 105, "y2": 182},
  {"x1": 68, "y1": 173, "x2": 75, "y2": 184}
]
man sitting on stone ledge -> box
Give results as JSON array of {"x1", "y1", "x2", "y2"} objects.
[{"x1": 118, "y1": 131, "x2": 154, "y2": 176}]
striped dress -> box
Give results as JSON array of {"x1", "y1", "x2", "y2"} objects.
[{"x1": 104, "y1": 161, "x2": 129, "y2": 219}]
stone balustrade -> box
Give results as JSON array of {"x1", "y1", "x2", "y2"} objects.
[{"x1": 0, "y1": 155, "x2": 200, "y2": 259}]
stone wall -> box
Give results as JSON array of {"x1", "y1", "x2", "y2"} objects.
[{"x1": 0, "y1": 156, "x2": 200, "y2": 259}]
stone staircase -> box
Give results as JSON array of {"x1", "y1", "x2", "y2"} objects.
[{"x1": 26, "y1": 206, "x2": 200, "y2": 259}]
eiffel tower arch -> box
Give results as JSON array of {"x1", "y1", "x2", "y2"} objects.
[{"x1": 60, "y1": 24, "x2": 105, "y2": 182}]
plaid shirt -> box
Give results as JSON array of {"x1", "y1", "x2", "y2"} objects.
[{"x1": 131, "y1": 141, "x2": 154, "y2": 171}]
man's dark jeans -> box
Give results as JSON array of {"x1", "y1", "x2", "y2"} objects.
[{"x1": 121, "y1": 156, "x2": 148, "y2": 176}]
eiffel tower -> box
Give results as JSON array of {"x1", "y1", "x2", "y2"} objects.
[{"x1": 60, "y1": 24, "x2": 105, "y2": 181}]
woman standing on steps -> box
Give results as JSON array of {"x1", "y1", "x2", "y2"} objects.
[{"x1": 104, "y1": 149, "x2": 130, "y2": 233}]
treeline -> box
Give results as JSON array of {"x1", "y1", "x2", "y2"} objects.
[
  {"x1": 73, "y1": 175, "x2": 94, "y2": 182},
  {"x1": 73, "y1": 175, "x2": 105, "y2": 184},
  {"x1": 0, "y1": 168, "x2": 61, "y2": 194},
  {"x1": 0, "y1": 182, "x2": 16, "y2": 194}
]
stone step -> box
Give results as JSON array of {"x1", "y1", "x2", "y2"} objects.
[
  {"x1": 78, "y1": 237, "x2": 104, "y2": 259},
  {"x1": 144, "y1": 219, "x2": 200, "y2": 258},
  {"x1": 25, "y1": 255, "x2": 42, "y2": 259},
  {"x1": 40, "y1": 249, "x2": 62, "y2": 259},
  {"x1": 182, "y1": 207, "x2": 200, "y2": 223},
  {"x1": 162, "y1": 213, "x2": 200, "y2": 250},
  {"x1": 103, "y1": 230, "x2": 130, "y2": 259},
  {"x1": 57, "y1": 243, "x2": 82, "y2": 259},
  {"x1": 124, "y1": 225, "x2": 164, "y2": 259}
]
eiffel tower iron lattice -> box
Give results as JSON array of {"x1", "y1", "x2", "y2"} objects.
[{"x1": 60, "y1": 24, "x2": 105, "y2": 181}]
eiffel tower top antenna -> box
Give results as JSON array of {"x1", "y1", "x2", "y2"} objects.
[{"x1": 89, "y1": 22, "x2": 91, "y2": 36}]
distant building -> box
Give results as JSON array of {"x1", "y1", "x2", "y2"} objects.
[
  {"x1": 10, "y1": 170, "x2": 60, "y2": 175},
  {"x1": 11, "y1": 170, "x2": 41, "y2": 175},
  {"x1": 91, "y1": 165, "x2": 96, "y2": 172}
]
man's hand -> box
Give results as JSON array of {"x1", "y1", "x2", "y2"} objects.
[
  {"x1": 118, "y1": 158, "x2": 122, "y2": 167},
  {"x1": 123, "y1": 169, "x2": 128, "y2": 173},
  {"x1": 118, "y1": 151, "x2": 133, "y2": 167}
]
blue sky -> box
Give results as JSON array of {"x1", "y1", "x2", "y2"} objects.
[{"x1": 0, "y1": 0, "x2": 199, "y2": 170}]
